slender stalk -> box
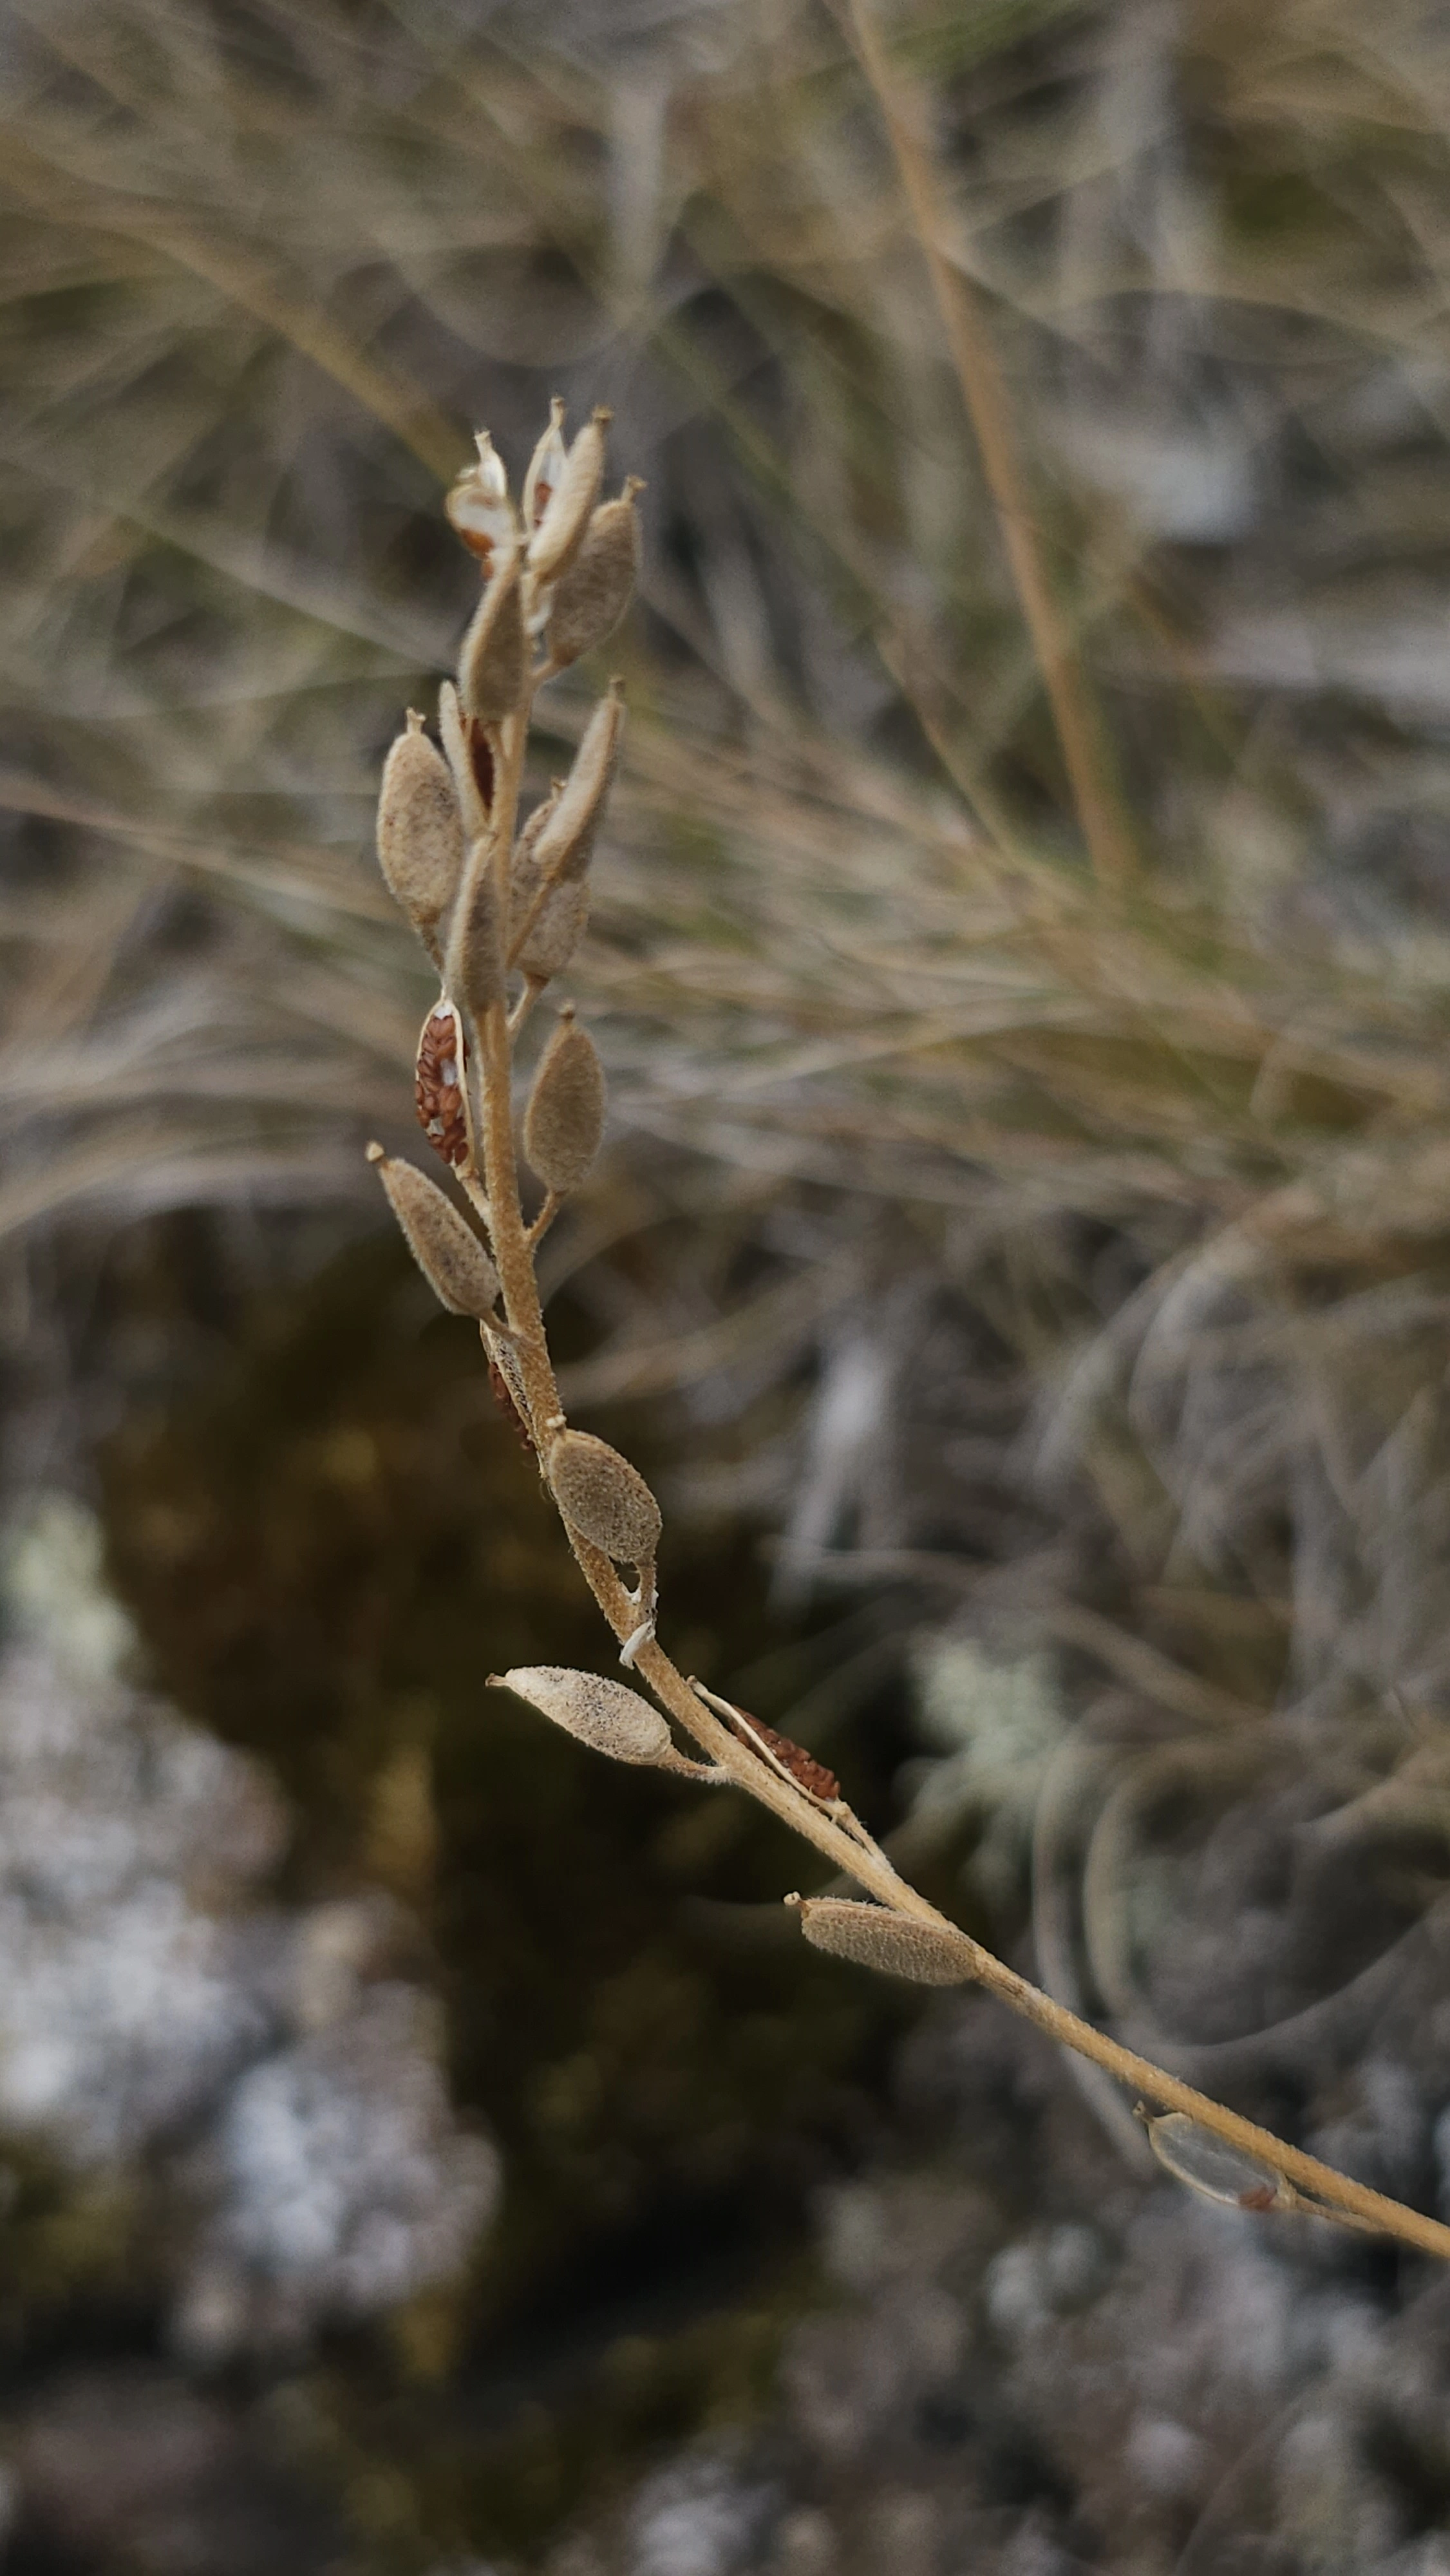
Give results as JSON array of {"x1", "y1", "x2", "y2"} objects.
[
  {"x1": 387, "y1": 414, "x2": 1450, "y2": 2286},
  {"x1": 844, "y1": 0, "x2": 1137, "y2": 891}
]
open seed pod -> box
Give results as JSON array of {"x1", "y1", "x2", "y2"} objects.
[
  {"x1": 547, "y1": 1426, "x2": 661, "y2": 1565},
  {"x1": 788, "y1": 1897, "x2": 977, "y2": 1986},
  {"x1": 376, "y1": 714, "x2": 464, "y2": 959},
  {"x1": 489, "y1": 1665, "x2": 671, "y2": 1766},
  {"x1": 523, "y1": 1009, "x2": 606, "y2": 1193},
  {"x1": 367, "y1": 1147, "x2": 501, "y2": 1318}
]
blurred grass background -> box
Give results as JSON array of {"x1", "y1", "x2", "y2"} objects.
[{"x1": 10, "y1": 0, "x2": 1450, "y2": 2568}]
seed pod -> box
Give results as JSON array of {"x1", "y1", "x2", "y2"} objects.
[
  {"x1": 548, "y1": 485, "x2": 642, "y2": 667},
  {"x1": 524, "y1": 1007, "x2": 606, "y2": 1193},
  {"x1": 489, "y1": 1665, "x2": 671, "y2": 1766},
  {"x1": 438, "y1": 681, "x2": 493, "y2": 841},
  {"x1": 446, "y1": 430, "x2": 516, "y2": 573},
  {"x1": 789, "y1": 1897, "x2": 976, "y2": 1987},
  {"x1": 529, "y1": 408, "x2": 609, "y2": 585},
  {"x1": 415, "y1": 998, "x2": 470, "y2": 1168},
  {"x1": 547, "y1": 1426, "x2": 661, "y2": 1564},
  {"x1": 509, "y1": 784, "x2": 588, "y2": 981},
  {"x1": 460, "y1": 558, "x2": 527, "y2": 724},
  {"x1": 444, "y1": 844, "x2": 504, "y2": 1027},
  {"x1": 522, "y1": 398, "x2": 567, "y2": 533},
  {"x1": 529, "y1": 685, "x2": 625, "y2": 889},
  {"x1": 367, "y1": 1145, "x2": 501, "y2": 1317},
  {"x1": 376, "y1": 713, "x2": 464, "y2": 959},
  {"x1": 1144, "y1": 2115, "x2": 1290, "y2": 2213}
]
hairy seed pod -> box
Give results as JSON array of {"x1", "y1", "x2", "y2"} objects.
[
  {"x1": 529, "y1": 408, "x2": 609, "y2": 584},
  {"x1": 547, "y1": 485, "x2": 642, "y2": 667},
  {"x1": 366, "y1": 1145, "x2": 500, "y2": 1317},
  {"x1": 414, "y1": 998, "x2": 470, "y2": 1168},
  {"x1": 789, "y1": 1897, "x2": 976, "y2": 1986},
  {"x1": 445, "y1": 844, "x2": 504, "y2": 1026},
  {"x1": 529, "y1": 685, "x2": 625, "y2": 888},
  {"x1": 522, "y1": 398, "x2": 567, "y2": 533},
  {"x1": 509, "y1": 784, "x2": 587, "y2": 981},
  {"x1": 489, "y1": 1666, "x2": 671, "y2": 1766},
  {"x1": 446, "y1": 430, "x2": 516, "y2": 572},
  {"x1": 547, "y1": 1426, "x2": 661, "y2": 1564},
  {"x1": 523, "y1": 1007, "x2": 606, "y2": 1192},
  {"x1": 376, "y1": 713, "x2": 464, "y2": 958},
  {"x1": 438, "y1": 681, "x2": 493, "y2": 840},
  {"x1": 459, "y1": 560, "x2": 527, "y2": 723}
]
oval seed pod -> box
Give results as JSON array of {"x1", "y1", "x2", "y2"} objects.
[
  {"x1": 523, "y1": 1008, "x2": 606, "y2": 1192},
  {"x1": 547, "y1": 1427, "x2": 661, "y2": 1564},
  {"x1": 529, "y1": 685, "x2": 625, "y2": 888},
  {"x1": 376, "y1": 713, "x2": 464, "y2": 958},
  {"x1": 490, "y1": 1666, "x2": 671, "y2": 1766},
  {"x1": 529, "y1": 408, "x2": 609, "y2": 584},
  {"x1": 367, "y1": 1146, "x2": 501, "y2": 1318},
  {"x1": 1144, "y1": 2115, "x2": 1290, "y2": 2213},
  {"x1": 522, "y1": 398, "x2": 567, "y2": 533},
  {"x1": 790, "y1": 1897, "x2": 976, "y2": 1987},
  {"x1": 509, "y1": 788, "x2": 590, "y2": 982},
  {"x1": 446, "y1": 430, "x2": 516, "y2": 573},
  {"x1": 547, "y1": 486, "x2": 642, "y2": 667},
  {"x1": 460, "y1": 560, "x2": 527, "y2": 724},
  {"x1": 444, "y1": 844, "x2": 504, "y2": 1027}
]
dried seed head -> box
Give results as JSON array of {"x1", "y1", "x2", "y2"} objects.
[
  {"x1": 444, "y1": 843, "x2": 504, "y2": 1026},
  {"x1": 438, "y1": 681, "x2": 493, "y2": 841},
  {"x1": 547, "y1": 1426, "x2": 661, "y2": 1564},
  {"x1": 528, "y1": 408, "x2": 609, "y2": 584},
  {"x1": 489, "y1": 1665, "x2": 672, "y2": 1766},
  {"x1": 446, "y1": 430, "x2": 516, "y2": 572},
  {"x1": 547, "y1": 484, "x2": 643, "y2": 667},
  {"x1": 414, "y1": 998, "x2": 471, "y2": 1168},
  {"x1": 523, "y1": 1007, "x2": 607, "y2": 1193},
  {"x1": 376, "y1": 713, "x2": 464, "y2": 960},
  {"x1": 522, "y1": 398, "x2": 567, "y2": 533},
  {"x1": 788, "y1": 1897, "x2": 976, "y2": 1986},
  {"x1": 459, "y1": 559, "x2": 528, "y2": 724},
  {"x1": 529, "y1": 684, "x2": 625, "y2": 888},
  {"x1": 367, "y1": 1144, "x2": 501, "y2": 1317}
]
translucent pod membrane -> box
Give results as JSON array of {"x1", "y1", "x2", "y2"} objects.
[{"x1": 1145, "y1": 2114, "x2": 1291, "y2": 2211}]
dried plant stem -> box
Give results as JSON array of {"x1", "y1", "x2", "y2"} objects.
[
  {"x1": 844, "y1": 0, "x2": 1136, "y2": 891},
  {"x1": 377, "y1": 408, "x2": 1450, "y2": 2278}
]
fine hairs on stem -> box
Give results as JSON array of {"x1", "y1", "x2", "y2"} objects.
[{"x1": 370, "y1": 404, "x2": 1450, "y2": 2268}]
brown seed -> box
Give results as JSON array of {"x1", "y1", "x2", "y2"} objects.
[
  {"x1": 789, "y1": 1897, "x2": 977, "y2": 1987},
  {"x1": 487, "y1": 1354, "x2": 534, "y2": 1452},
  {"x1": 459, "y1": 559, "x2": 527, "y2": 724},
  {"x1": 444, "y1": 842, "x2": 504, "y2": 1027},
  {"x1": 529, "y1": 685, "x2": 625, "y2": 888},
  {"x1": 546, "y1": 1426, "x2": 661, "y2": 1564},
  {"x1": 548, "y1": 486, "x2": 642, "y2": 667},
  {"x1": 724, "y1": 1706, "x2": 839, "y2": 1803},
  {"x1": 523, "y1": 1008, "x2": 607, "y2": 1193},
  {"x1": 529, "y1": 410, "x2": 609, "y2": 585},
  {"x1": 445, "y1": 431, "x2": 515, "y2": 571},
  {"x1": 414, "y1": 998, "x2": 471, "y2": 1169},
  {"x1": 489, "y1": 1665, "x2": 672, "y2": 1766},
  {"x1": 376, "y1": 713, "x2": 464, "y2": 959},
  {"x1": 367, "y1": 1146, "x2": 501, "y2": 1318}
]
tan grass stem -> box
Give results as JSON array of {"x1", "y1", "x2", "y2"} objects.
[{"x1": 843, "y1": 0, "x2": 1136, "y2": 891}]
